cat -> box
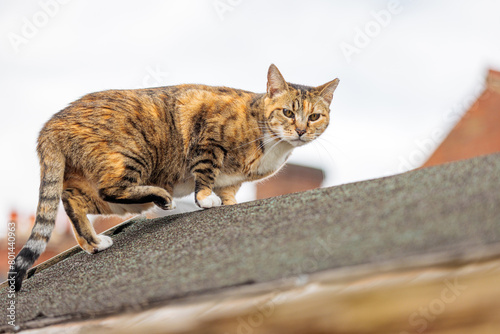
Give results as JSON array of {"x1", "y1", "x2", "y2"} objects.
[{"x1": 11, "y1": 64, "x2": 339, "y2": 291}]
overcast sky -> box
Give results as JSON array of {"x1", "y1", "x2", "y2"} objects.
[{"x1": 1, "y1": 0, "x2": 500, "y2": 229}]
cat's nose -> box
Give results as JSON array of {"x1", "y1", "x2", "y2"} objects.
[{"x1": 295, "y1": 128, "x2": 306, "y2": 137}]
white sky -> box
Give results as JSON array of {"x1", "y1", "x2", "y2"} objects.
[{"x1": 1, "y1": 0, "x2": 500, "y2": 228}]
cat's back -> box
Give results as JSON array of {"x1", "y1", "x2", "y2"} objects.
[
  {"x1": 39, "y1": 84, "x2": 258, "y2": 153},
  {"x1": 47, "y1": 84, "x2": 253, "y2": 124},
  {"x1": 53, "y1": 88, "x2": 171, "y2": 121},
  {"x1": 40, "y1": 87, "x2": 177, "y2": 142}
]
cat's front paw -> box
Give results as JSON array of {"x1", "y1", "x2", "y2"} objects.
[
  {"x1": 159, "y1": 200, "x2": 176, "y2": 210},
  {"x1": 222, "y1": 198, "x2": 237, "y2": 205},
  {"x1": 154, "y1": 198, "x2": 176, "y2": 210},
  {"x1": 197, "y1": 192, "x2": 222, "y2": 209},
  {"x1": 90, "y1": 235, "x2": 113, "y2": 254}
]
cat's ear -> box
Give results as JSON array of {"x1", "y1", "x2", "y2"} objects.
[
  {"x1": 267, "y1": 64, "x2": 288, "y2": 98},
  {"x1": 316, "y1": 78, "x2": 340, "y2": 106}
]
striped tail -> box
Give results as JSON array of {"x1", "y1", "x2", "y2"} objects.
[{"x1": 12, "y1": 139, "x2": 64, "y2": 291}]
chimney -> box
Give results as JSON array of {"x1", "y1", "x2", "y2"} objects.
[
  {"x1": 256, "y1": 164, "x2": 324, "y2": 199},
  {"x1": 486, "y1": 69, "x2": 500, "y2": 93}
]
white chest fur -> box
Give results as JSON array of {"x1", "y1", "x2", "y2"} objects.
[
  {"x1": 256, "y1": 139, "x2": 293, "y2": 176},
  {"x1": 173, "y1": 174, "x2": 247, "y2": 196},
  {"x1": 215, "y1": 174, "x2": 246, "y2": 188},
  {"x1": 173, "y1": 138, "x2": 293, "y2": 196}
]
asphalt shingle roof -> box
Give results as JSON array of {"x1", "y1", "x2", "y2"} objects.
[{"x1": 1, "y1": 153, "x2": 499, "y2": 332}]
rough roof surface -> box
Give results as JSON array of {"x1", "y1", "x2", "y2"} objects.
[{"x1": 1, "y1": 153, "x2": 500, "y2": 332}]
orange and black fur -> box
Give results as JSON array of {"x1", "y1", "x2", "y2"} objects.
[{"x1": 12, "y1": 64, "x2": 339, "y2": 291}]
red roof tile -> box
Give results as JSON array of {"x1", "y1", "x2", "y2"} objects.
[{"x1": 423, "y1": 69, "x2": 500, "y2": 167}]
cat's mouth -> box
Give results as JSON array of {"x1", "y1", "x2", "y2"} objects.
[
  {"x1": 288, "y1": 137, "x2": 309, "y2": 147},
  {"x1": 272, "y1": 129, "x2": 310, "y2": 146}
]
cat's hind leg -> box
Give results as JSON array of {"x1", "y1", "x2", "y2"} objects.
[
  {"x1": 214, "y1": 183, "x2": 241, "y2": 205},
  {"x1": 99, "y1": 185, "x2": 176, "y2": 210},
  {"x1": 94, "y1": 151, "x2": 175, "y2": 210},
  {"x1": 62, "y1": 180, "x2": 114, "y2": 254}
]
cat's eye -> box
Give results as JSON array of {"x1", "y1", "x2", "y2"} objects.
[
  {"x1": 308, "y1": 114, "x2": 321, "y2": 122},
  {"x1": 282, "y1": 108, "x2": 294, "y2": 118}
]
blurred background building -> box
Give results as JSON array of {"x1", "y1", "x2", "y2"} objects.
[
  {"x1": 256, "y1": 164, "x2": 324, "y2": 199},
  {"x1": 424, "y1": 69, "x2": 500, "y2": 167}
]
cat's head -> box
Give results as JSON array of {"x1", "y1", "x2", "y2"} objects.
[{"x1": 263, "y1": 64, "x2": 339, "y2": 147}]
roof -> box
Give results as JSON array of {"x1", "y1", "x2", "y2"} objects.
[
  {"x1": 1, "y1": 153, "x2": 500, "y2": 332},
  {"x1": 424, "y1": 69, "x2": 500, "y2": 167}
]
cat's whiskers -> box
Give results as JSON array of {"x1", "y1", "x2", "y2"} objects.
[
  {"x1": 246, "y1": 136, "x2": 277, "y2": 161},
  {"x1": 261, "y1": 137, "x2": 286, "y2": 158},
  {"x1": 313, "y1": 138, "x2": 337, "y2": 168},
  {"x1": 245, "y1": 135, "x2": 279, "y2": 165},
  {"x1": 232, "y1": 133, "x2": 269, "y2": 151},
  {"x1": 316, "y1": 135, "x2": 345, "y2": 154},
  {"x1": 310, "y1": 140, "x2": 327, "y2": 182},
  {"x1": 230, "y1": 125, "x2": 272, "y2": 151},
  {"x1": 268, "y1": 139, "x2": 284, "y2": 153},
  {"x1": 316, "y1": 137, "x2": 344, "y2": 162}
]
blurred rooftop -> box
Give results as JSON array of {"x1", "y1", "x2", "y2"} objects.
[{"x1": 424, "y1": 69, "x2": 500, "y2": 167}]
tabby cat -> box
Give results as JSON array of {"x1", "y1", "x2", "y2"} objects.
[{"x1": 12, "y1": 64, "x2": 339, "y2": 291}]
